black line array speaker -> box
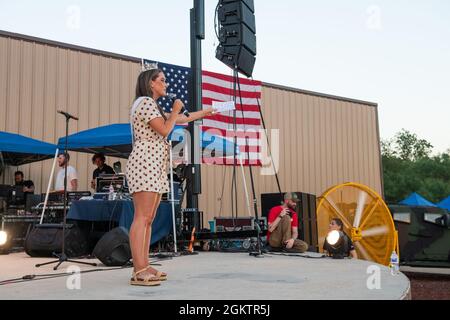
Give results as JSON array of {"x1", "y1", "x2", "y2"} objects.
[
  {"x1": 261, "y1": 192, "x2": 319, "y2": 252},
  {"x1": 93, "y1": 227, "x2": 131, "y2": 266},
  {"x1": 216, "y1": 0, "x2": 256, "y2": 77}
]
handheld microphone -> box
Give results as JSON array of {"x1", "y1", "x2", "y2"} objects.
[
  {"x1": 57, "y1": 110, "x2": 79, "y2": 121},
  {"x1": 166, "y1": 93, "x2": 190, "y2": 117}
]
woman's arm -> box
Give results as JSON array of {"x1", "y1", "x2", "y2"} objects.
[
  {"x1": 150, "y1": 113, "x2": 178, "y2": 137},
  {"x1": 175, "y1": 107, "x2": 215, "y2": 124},
  {"x1": 165, "y1": 107, "x2": 215, "y2": 125},
  {"x1": 150, "y1": 101, "x2": 183, "y2": 137}
]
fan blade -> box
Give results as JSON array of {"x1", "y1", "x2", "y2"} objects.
[
  {"x1": 324, "y1": 196, "x2": 352, "y2": 229},
  {"x1": 361, "y1": 225, "x2": 389, "y2": 238},
  {"x1": 354, "y1": 241, "x2": 373, "y2": 261},
  {"x1": 353, "y1": 191, "x2": 367, "y2": 228}
]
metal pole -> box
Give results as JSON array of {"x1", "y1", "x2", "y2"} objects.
[
  {"x1": 40, "y1": 148, "x2": 59, "y2": 224},
  {"x1": 62, "y1": 116, "x2": 69, "y2": 256},
  {"x1": 239, "y1": 153, "x2": 252, "y2": 217},
  {"x1": 187, "y1": 0, "x2": 205, "y2": 210},
  {"x1": 169, "y1": 140, "x2": 178, "y2": 253}
]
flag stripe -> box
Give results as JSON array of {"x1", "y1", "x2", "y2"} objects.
[
  {"x1": 204, "y1": 114, "x2": 261, "y2": 126},
  {"x1": 202, "y1": 70, "x2": 262, "y2": 86},
  {"x1": 200, "y1": 119, "x2": 261, "y2": 131},
  {"x1": 204, "y1": 111, "x2": 262, "y2": 122},
  {"x1": 201, "y1": 126, "x2": 261, "y2": 139},
  {"x1": 203, "y1": 83, "x2": 261, "y2": 99},
  {"x1": 203, "y1": 98, "x2": 261, "y2": 112},
  {"x1": 202, "y1": 75, "x2": 262, "y2": 93},
  {"x1": 240, "y1": 146, "x2": 261, "y2": 153},
  {"x1": 202, "y1": 90, "x2": 261, "y2": 106}
]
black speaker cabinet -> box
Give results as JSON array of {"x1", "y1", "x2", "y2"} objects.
[
  {"x1": 261, "y1": 192, "x2": 318, "y2": 252},
  {"x1": 1, "y1": 215, "x2": 40, "y2": 251},
  {"x1": 216, "y1": 0, "x2": 257, "y2": 77},
  {"x1": 93, "y1": 227, "x2": 131, "y2": 266},
  {"x1": 24, "y1": 223, "x2": 89, "y2": 258}
]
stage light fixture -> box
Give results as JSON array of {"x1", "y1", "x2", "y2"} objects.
[
  {"x1": 326, "y1": 230, "x2": 340, "y2": 246},
  {"x1": 325, "y1": 230, "x2": 349, "y2": 259},
  {"x1": 0, "y1": 231, "x2": 7, "y2": 246}
]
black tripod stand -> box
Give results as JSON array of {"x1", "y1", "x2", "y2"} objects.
[
  {"x1": 228, "y1": 69, "x2": 267, "y2": 258},
  {"x1": 36, "y1": 110, "x2": 97, "y2": 270}
]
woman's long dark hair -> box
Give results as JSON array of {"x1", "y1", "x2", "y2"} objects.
[
  {"x1": 332, "y1": 218, "x2": 344, "y2": 231},
  {"x1": 135, "y1": 69, "x2": 163, "y2": 100},
  {"x1": 134, "y1": 69, "x2": 167, "y2": 120}
]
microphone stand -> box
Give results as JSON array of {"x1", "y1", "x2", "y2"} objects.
[{"x1": 36, "y1": 111, "x2": 97, "y2": 270}]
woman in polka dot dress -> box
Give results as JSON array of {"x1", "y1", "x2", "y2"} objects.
[{"x1": 127, "y1": 67, "x2": 214, "y2": 286}]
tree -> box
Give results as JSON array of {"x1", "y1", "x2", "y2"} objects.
[
  {"x1": 382, "y1": 129, "x2": 449, "y2": 204},
  {"x1": 394, "y1": 129, "x2": 433, "y2": 161}
]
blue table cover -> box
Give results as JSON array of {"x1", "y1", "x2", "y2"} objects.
[{"x1": 67, "y1": 200, "x2": 173, "y2": 244}]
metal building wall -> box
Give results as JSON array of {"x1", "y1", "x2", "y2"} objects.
[
  {"x1": 0, "y1": 31, "x2": 141, "y2": 193},
  {"x1": 0, "y1": 31, "x2": 382, "y2": 223}
]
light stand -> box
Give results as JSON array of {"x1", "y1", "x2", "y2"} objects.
[{"x1": 36, "y1": 111, "x2": 97, "y2": 270}]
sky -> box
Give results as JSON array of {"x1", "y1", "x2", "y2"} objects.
[{"x1": 0, "y1": 0, "x2": 449, "y2": 153}]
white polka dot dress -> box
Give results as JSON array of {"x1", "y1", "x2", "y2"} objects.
[{"x1": 126, "y1": 97, "x2": 170, "y2": 195}]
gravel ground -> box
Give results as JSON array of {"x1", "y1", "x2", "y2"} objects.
[{"x1": 404, "y1": 272, "x2": 450, "y2": 300}]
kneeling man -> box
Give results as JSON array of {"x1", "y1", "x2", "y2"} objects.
[{"x1": 267, "y1": 192, "x2": 308, "y2": 253}]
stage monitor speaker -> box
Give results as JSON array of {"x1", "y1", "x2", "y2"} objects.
[
  {"x1": 24, "y1": 224, "x2": 89, "y2": 258},
  {"x1": 261, "y1": 192, "x2": 318, "y2": 252},
  {"x1": 93, "y1": 227, "x2": 131, "y2": 266}
]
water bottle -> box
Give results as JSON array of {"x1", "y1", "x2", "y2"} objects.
[
  {"x1": 390, "y1": 251, "x2": 400, "y2": 275},
  {"x1": 108, "y1": 184, "x2": 115, "y2": 201}
]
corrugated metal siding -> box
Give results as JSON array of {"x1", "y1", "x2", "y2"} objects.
[
  {"x1": 198, "y1": 86, "x2": 382, "y2": 222},
  {"x1": 0, "y1": 32, "x2": 381, "y2": 224},
  {"x1": 0, "y1": 35, "x2": 140, "y2": 193}
]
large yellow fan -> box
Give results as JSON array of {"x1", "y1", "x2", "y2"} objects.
[{"x1": 316, "y1": 182, "x2": 398, "y2": 266}]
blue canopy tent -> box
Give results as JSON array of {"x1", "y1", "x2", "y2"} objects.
[
  {"x1": 437, "y1": 196, "x2": 450, "y2": 211},
  {"x1": 0, "y1": 131, "x2": 58, "y2": 166},
  {"x1": 56, "y1": 123, "x2": 238, "y2": 159},
  {"x1": 399, "y1": 192, "x2": 437, "y2": 207}
]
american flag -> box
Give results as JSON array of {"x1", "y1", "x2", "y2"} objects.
[{"x1": 143, "y1": 59, "x2": 262, "y2": 166}]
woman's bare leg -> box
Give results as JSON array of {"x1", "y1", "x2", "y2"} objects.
[
  {"x1": 146, "y1": 193, "x2": 163, "y2": 273},
  {"x1": 130, "y1": 192, "x2": 158, "y2": 276},
  {"x1": 144, "y1": 193, "x2": 162, "y2": 267}
]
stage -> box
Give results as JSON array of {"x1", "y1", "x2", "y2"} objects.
[{"x1": 0, "y1": 252, "x2": 410, "y2": 300}]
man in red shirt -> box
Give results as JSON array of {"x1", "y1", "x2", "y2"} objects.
[{"x1": 267, "y1": 192, "x2": 308, "y2": 253}]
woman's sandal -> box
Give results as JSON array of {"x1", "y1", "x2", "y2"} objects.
[
  {"x1": 147, "y1": 266, "x2": 168, "y2": 281},
  {"x1": 130, "y1": 268, "x2": 161, "y2": 287},
  {"x1": 155, "y1": 271, "x2": 168, "y2": 281}
]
